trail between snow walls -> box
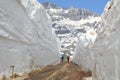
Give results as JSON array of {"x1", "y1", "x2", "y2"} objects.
[{"x1": 1, "y1": 62, "x2": 92, "y2": 80}]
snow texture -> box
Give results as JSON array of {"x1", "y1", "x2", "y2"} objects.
[
  {"x1": 42, "y1": 2, "x2": 101, "y2": 57},
  {"x1": 0, "y1": 0, "x2": 59, "y2": 76},
  {"x1": 73, "y1": 0, "x2": 120, "y2": 80}
]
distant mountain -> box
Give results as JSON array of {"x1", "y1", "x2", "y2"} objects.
[
  {"x1": 42, "y1": 2, "x2": 98, "y2": 21},
  {"x1": 42, "y1": 2, "x2": 59, "y2": 9},
  {"x1": 42, "y1": 2, "x2": 102, "y2": 57}
]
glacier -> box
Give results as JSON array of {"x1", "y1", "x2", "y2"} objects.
[
  {"x1": 73, "y1": 0, "x2": 120, "y2": 80},
  {"x1": 0, "y1": 0, "x2": 60, "y2": 76}
]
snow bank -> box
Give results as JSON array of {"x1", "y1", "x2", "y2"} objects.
[
  {"x1": 0, "y1": 0, "x2": 59, "y2": 76},
  {"x1": 73, "y1": 0, "x2": 120, "y2": 80}
]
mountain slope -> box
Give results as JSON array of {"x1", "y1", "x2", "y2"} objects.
[{"x1": 42, "y1": 2, "x2": 101, "y2": 57}]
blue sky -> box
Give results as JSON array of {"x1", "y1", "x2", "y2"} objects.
[{"x1": 38, "y1": 0, "x2": 110, "y2": 15}]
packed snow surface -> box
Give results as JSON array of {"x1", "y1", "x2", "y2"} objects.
[
  {"x1": 73, "y1": 0, "x2": 120, "y2": 80},
  {"x1": 0, "y1": 0, "x2": 59, "y2": 76}
]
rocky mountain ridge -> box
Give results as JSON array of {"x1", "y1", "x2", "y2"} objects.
[{"x1": 42, "y1": 2, "x2": 101, "y2": 57}]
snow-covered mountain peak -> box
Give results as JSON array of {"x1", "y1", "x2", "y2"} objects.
[
  {"x1": 42, "y1": 2, "x2": 60, "y2": 9},
  {"x1": 42, "y1": 2, "x2": 99, "y2": 21},
  {"x1": 41, "y1": 2, "x2": 102, "y2": 57}
]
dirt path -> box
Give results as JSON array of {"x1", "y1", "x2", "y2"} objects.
[
  {"x1": 1, "y1": 62, "x2": 92, "y2": 80},
  {"x1": 25, "y1": 62, "x2": 92, "y2": 80}
]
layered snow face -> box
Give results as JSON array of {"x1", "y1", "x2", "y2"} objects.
[
  {"x1": 0, "y1": 0, "x2": 59, "y2": 76},
  {"x1": 73, "y1": 0, "x2": 120, "y2": 80}
]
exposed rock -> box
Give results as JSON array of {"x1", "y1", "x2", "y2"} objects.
[{"x1": 42, "y1": 2, "x2": 101, "y2": 56}]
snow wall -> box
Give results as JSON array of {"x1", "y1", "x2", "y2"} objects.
[
  {"x1": 0, "y1": 0, "x2": 60, "y2": 76},
  {"x1": 73, "y1": 0, "x2": 120, "y2": 80}
]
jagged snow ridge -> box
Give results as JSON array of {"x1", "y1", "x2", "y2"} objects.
[
  {"x1": 42, "y1": 2, "x2": 102, "y2": 56},
  {"x1": 57, "y1": 17, "x2": 101, "y2": 26},
  {"x1": 0, "y1": 0, "x2": 59, "y2": 77},
  {"x1": 73, "y1": 0, "x2": 120, "y2": 80}
]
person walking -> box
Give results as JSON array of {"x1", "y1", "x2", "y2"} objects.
[
  {"x1": 67, "y1": 54, "x2": 70, "y2": 63},
  {"x1": 61, "y1": 54, "x2": 64, "y2": 63}
]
